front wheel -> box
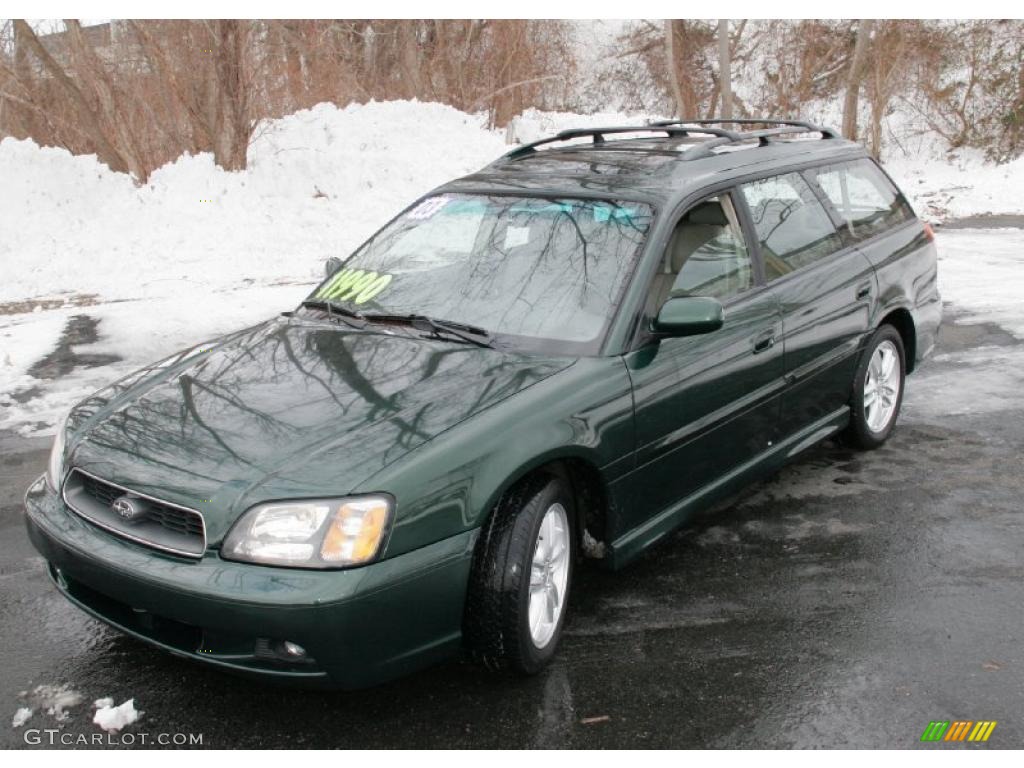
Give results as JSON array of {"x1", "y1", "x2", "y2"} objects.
[
  {"x1": 843, "y1": 324, "x2": 906, "y2": 450},
  {"x1": 463, "y1": 474, "x2": 575, "y2": 675}
]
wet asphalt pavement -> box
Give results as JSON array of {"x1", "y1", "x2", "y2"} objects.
[{"x1": 2, "y1": 308, "x2": 1022, "y2": 749}]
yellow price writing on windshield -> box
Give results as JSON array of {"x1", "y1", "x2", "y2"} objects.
[{"x1": 317, "y1": 268, "x2": 393, "y2": 305}]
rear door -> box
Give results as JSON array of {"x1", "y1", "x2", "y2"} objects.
[
  {"x1": 738, "y1": 170, "x2": 876, "y2": 438},
  {"x1": 808, "y1": 158, "x2": 938, "y2": 364},
  {"x1": 620, "y1": 190, "x2": 784, "y2": 535}
]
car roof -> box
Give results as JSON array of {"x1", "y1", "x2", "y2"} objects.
[{"x1": 439, "y1": 130, "x2": 868, "y2": 207}]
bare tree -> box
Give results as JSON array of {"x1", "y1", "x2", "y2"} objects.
[
  {"x1": 11, "y1": 19, "x2": 131, "y2": 174},
  {"x1": 842, "y1": 19, "x2": 874, "y2": 140}
]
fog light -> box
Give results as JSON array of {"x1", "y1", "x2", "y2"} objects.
[{"x1": 282, "y1": 641, "x2": 306, "y2": 658}]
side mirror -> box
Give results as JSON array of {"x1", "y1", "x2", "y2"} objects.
[
  {"x1": 325, "y1": 256, "x2": 344, "y2": 277},
  {"x1": 652, "y1": 296, "x2": 724, "y2": 338}
]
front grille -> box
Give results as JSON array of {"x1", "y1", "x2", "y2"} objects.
[
  {"x1": 79, "y1": 473, "x2": 204, "y2": 537},
  {"x1": 63, "y1": 469, "x2": 206, "y2": 558}
]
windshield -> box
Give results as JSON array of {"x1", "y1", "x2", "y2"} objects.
[{"x1": 305, "y1": 194, "x2": 654, "y2": 354}]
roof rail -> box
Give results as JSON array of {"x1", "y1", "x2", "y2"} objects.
[
  {"x1": 504, "y1": 124, "x2": 742, "y2": 159},
  {"x1": 650, "y1": 118, "x2": 840, "y2": 140},
  {"x1": 501, "y1": 118, "x2": 842, "y2": 162}
]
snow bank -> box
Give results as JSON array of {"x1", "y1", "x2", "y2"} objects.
[{"x1": 0, "y1": 100, "x2": 508, "y2": 305}]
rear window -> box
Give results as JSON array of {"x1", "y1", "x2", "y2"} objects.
[{"x1": 811, "y1": 159, "x2": 915, "y2": 242}]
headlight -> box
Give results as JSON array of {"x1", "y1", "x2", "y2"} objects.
[
  {"x1": 46, "y1": 412, "x2": 70, "y2": 491},
  {"x1": 221, "y1": 495, "x2": 392, "y2": 568}
]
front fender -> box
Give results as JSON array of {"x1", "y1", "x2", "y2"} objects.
[{"x1": 359, "y1": 356, "x2": 636, "y2": 560}]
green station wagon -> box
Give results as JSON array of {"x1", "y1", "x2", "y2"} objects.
[{"x1": 25, "y1": 119, "x2": 940, "y2": 688}]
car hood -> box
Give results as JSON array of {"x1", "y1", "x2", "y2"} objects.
[{"x1": 69, "y1": 316, "x2": 575, "y2": 541}]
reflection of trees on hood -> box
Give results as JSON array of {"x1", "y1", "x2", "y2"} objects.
[{"x1": 69, "y1": 312, "x2": 565, "y2": 486}]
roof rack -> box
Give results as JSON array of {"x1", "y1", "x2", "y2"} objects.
[
  {"x1": 503, "y1": 124, "x2": 741, "y2": 159},
  {"x1": 503, "y1": 118, "x2": 841, "y2": 162}
]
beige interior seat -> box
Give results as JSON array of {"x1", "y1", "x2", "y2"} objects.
[{"x1": 650, "y1": 201, "x2": 728, "y2": 310}]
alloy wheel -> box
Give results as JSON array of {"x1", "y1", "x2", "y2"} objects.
[
  {"x1": 528, "y1": 502, "x2": 570, "y2": 649},
  {"x1": 864, "y1": 339, "x2": 901, "y2": 433}
]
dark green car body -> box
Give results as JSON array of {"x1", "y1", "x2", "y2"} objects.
[{"x1": 25, "y1": 125, "x2": 940, "y2": 688}]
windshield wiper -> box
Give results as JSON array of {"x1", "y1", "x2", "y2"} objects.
[
  {"x1": 363, "y1": 313, "x2": 497, "y2": 349},
  {"x1": 299, "y1": 299, "x2": 367, "y2": 329}
]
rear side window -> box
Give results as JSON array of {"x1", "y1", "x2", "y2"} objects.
[
  {"x1": 740, "y1": 172, "x2": 843, "y2": 281},
  {"x1": 812, "y1": 159, "x2": 915, "y2": 242}
]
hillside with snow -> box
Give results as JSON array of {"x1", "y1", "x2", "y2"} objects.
[{"x1": 2, "y1": 99, "x2": 1024, "y2": 435}]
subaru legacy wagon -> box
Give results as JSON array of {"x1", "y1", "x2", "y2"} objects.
[{"x1": 25, "y1": 119, "x2": 940, "y2": 688}]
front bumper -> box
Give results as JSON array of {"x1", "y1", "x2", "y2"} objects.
[{"x1": 24, "y1": 475, "x2": 476, "y2": 689}]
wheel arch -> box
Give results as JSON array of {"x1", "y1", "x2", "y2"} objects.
[
  {"x1": 480, "y1": 450, "x2": 612, "y2": 563},
  {"x1": 878, "y1": 306, "x2": 917, "y2": 373}
]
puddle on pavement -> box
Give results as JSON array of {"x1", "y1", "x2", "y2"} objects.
[{"x1": 26, "y1": 315, "x2": 122, "y2": 380}]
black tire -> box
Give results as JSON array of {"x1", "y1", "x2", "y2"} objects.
[
  {"x1": 463, "y1": 473, "x2": 575, "y2": 675},
  {"x1": 843, "y1": 324, "x2": 906, "y2": 450}
]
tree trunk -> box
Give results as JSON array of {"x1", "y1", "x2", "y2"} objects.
[
  {"x1": 842, "y1": 19, "x2": 875, "y2": 140},
  {"x1": 870, "y1": 98, "x2": 884, "y2": 158},
  {"x1": 212, "y1": 20, "x2": 250, "y2": 171},
  {"x1": 663, "y1": 20, "x2": 686, "y2": 119},
  {"x1": 718, "y1": 20, "x2": 732, "y2": 119}
]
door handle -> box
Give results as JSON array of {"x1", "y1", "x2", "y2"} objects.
[
  {"x1": 856, "y1": 282, "x2": 872, "y2": 300},
  {"x1": 753, "y1": 332, "x2": 776, "y2": 354}
]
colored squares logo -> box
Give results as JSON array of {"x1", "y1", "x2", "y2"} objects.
[{"x1": 920, "y1": 720, "x2": 997, "y2": 743}]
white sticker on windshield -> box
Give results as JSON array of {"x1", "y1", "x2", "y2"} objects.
[
  {"x1": 504, "y1": 226, "x2": 531, "y2": 249},
  {"x1": 407, "y1": 196, "x2": 450, "y2": 220}
]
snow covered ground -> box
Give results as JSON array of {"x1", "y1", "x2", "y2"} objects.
[
  {"x1": 2, "y1": 100, "x2": 1023, "y2": 436},
  {"x1": 931, "y1": 229, "x2": 1024, "y2": 338},
  {"x1": 902, "y1": 227, "x2": 1024, "y2": 422}
]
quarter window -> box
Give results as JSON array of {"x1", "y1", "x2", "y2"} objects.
[
  {"x1": 741, "y1": 173, "x2": 843, "y2": 281},
  {"x1": 812, "y1": 159, "x2": 915, "y2": 242}
]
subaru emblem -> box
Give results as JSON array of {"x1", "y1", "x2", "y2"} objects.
[{"x1": 112, "y1": 495, "x2": 145, "y2": 521}]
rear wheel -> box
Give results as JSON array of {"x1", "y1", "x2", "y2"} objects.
[
  {"x1": 843, "y1": 324, "x2": 906, "y2": 449},
  {"x1": 464, "y1": 474, "x2": 574, "y2": 675}
]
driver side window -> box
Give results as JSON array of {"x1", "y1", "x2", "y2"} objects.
[{"x1": 648, "y1": 194, "x2": 753, "y2": 313}]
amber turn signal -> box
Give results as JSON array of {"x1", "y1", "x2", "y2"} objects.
[{"x1": 320, "y1": 497, "x2": 391, "y2": 565}]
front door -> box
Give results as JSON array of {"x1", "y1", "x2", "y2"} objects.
[{"x1": 619, "y1": 192, "x2": 785, "y2": 536}]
